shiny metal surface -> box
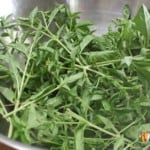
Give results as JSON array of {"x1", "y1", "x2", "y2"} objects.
[
  {"x1": 0, "y1": 134, "x2": 46, "y2": 150},
  {"x1": 0, "y1": 0, "x2": 150, "y2": 149},
  {"x1": 67, "y1": 0, "x2": 150, "y2": 34},
  {"x1": 0, "y1": 0, "x2": 150, "y2": 34}
]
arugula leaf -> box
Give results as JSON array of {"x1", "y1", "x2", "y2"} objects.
[
  {"x1": 0, "y1": 86, "x2": 14, "y2": 103},
  {"x1": 133, "y1": 4, "x2": 150, "y2": 47}
]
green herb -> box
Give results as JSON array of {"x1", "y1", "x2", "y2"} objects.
[{"x1": 0, "y1": 4, "x2": 150, "y2": 150}]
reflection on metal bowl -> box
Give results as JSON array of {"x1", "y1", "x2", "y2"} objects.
[
  {"x1": 0, "y1": 0, "x2": 150, "y2": 149},
  {"x1": 0, "y1": 0, "x2": 150, "y2": 34}
]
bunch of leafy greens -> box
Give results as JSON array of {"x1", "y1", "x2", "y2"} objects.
[{"x1": 0, "y1": 4, "x2": 150, "y2": 150}]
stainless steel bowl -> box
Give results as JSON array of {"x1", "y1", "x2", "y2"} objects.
[
  {"x1": 0, "y1": 0, "x2": 150, "y2": 34},
  {"x1": 0, "y1": 0, "x2": 150, "y2": 149}
]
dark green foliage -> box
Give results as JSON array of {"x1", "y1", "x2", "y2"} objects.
[{"x1": 0, "y1": 4, "x2": 150, "y2": 150}]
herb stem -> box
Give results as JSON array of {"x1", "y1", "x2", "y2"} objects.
[
  {"x1": 0, "y1": 101, "x2": 13, "y2": 138},
  {"x1": 119, "y1": 119, "x2": 139, "y2": 134},
  {"x1": 15, "y1": 37, "x2": 40, "y2": 111},
  {"x1": 4, "y1": 84, "x2": 61, "y2": 118},
  {"x1": 67, "y1": 109, "x2": 117, "y2": 138}
]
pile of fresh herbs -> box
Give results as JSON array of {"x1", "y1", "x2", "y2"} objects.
[{"x1": 0, "y1": 4, "x2": 150, "y2": 150}]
